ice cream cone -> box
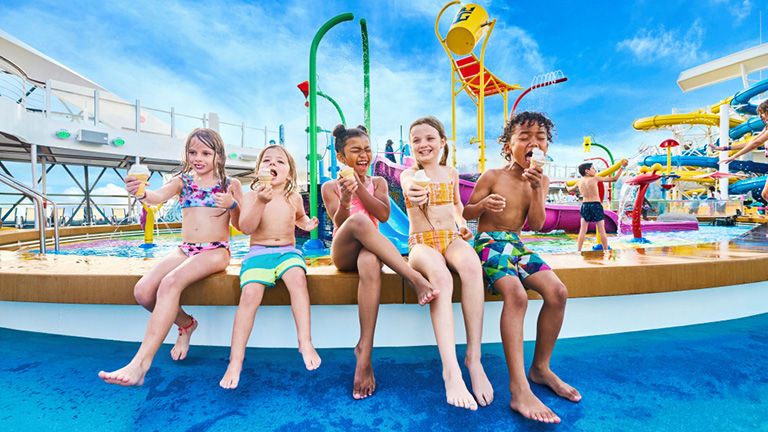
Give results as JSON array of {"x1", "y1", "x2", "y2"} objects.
[
  {"x1": 339, "y1": 167, "x2": 355, "y2": 179},
  {"x1": 412, "y1": 169, "x2": 431, "y2": 188},
  {"x1": 128, "y1": 164, "x2": 150, "y2": 197}
]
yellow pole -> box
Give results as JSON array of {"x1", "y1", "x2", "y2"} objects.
[
  {"x1": 477, "y1": 20, "x2": 495, "y2": 173},
  {"x1": 452, "y1": 66, "x2": 457, "y2": 167}
]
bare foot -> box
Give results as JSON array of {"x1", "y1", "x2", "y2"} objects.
[
  {"x1": 529, "y1": 366, "x2": 581, "y2": 402},
  {"x1": 299, "y1": 342, "x2": 321, "y2": 370},
  {"x1": 509, "y1": 387, "x2": 560, "y2": 423},
  {"x1": 98, "y1": 361, "x2": 148, "y2": 387},
  {"x1": 171, "y1": 316, "x2": 197, "y2": 361},
  {"x1": 444, "y1": 373, "x2": 477, "y2": 410},
  {"x1": 465, "y1": 359, "x2": 494, "y2": 407},
  {"x1": 219, "y1": 361, "x2": 242, "y2": 389},
  {"x1": 408, "y1": 275, "x2": 439, "y2": 306},
  {"x1": 352, "y1": 344, "x2": 375, "y2": 399}
]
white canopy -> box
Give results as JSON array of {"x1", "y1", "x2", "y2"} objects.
[{"x1": 677, "y1": 43, "x2": 768, "y2": 92}]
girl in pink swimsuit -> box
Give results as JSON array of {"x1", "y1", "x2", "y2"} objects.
[
  {"x1": 99, "y1": 128, "x2": 244, "y2": 387},
  {"x1": 320, "y1": 124, "x2": 437, "y2": 400}
]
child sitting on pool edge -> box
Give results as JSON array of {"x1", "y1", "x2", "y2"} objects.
[
  {"x1": 220, "y1": 144, "x2": 321, "y2": 389},
  {"x1": 464, "y1": 112, "x2": 581, "y2": 423}
]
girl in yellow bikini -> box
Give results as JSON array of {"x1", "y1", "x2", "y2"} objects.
[{"x1": 400, "y1": 116, "x2": 494, "y2": 410}]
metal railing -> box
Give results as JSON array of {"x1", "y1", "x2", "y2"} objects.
[{"x1": 0, "y1": 172, "x2": 59, "y2": 253}]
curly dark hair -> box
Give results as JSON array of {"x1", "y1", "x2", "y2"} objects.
[
  {"x1": 498, "y1": 112, "x2": 555, "y2": 161},
  {"x1": 332, "y1": 124, "x2": 369, "y2": 155}
]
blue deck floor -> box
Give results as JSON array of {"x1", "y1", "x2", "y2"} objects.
[{"x1": 2, "y1": 313, "x2": 767, "y2": 431}]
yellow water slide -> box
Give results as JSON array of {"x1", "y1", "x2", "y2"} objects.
[{"x1": 633, "y1": 113, "x2": 742, "y2": 130}]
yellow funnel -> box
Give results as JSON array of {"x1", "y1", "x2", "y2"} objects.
[{"x1": 445, "y1": 4, "x2": 489, "y2": 56}]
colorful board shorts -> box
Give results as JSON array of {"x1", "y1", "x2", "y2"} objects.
[
  {"x1": 239, "y1": 245, "x2": 307, "y2": 289},
  {"x1": 474, "y1": 231, "x2": 551, "y2": 294},
  {"x1": 408, "y1": 229, "x2": 459, "y2": 255},
  {"x1": 179, "y1": 241, "x2": 230, "y2": 257},
  {"x1": 580, "y1": 201, "x2": 605, "y2": 222}
]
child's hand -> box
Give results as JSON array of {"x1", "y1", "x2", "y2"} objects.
[
  {"x1": 338, "y1": 177, "x2": 358, "y2": 202},
  {"x1": 256, "y1": 183, "x2": 273, "y2": 203},
  {"x1": 301, "y1": 217, "x2": 319, "y2": 232},
  {"x1": 481, "y1": 194, "x2": 506, "y2": 212},
  {"x1": 214, "y1": 189, "x2": 235, "y2": 209},
  {"x1": 458, "y1": 225, "x2": 473, "y2": 241},
  {"x1": 621, "y1": 160, "x2": 628, "y2": 167},
  {"x1": 722, "y1": 155, "x2": 735, "y2": 165},
  {"x1": 523, "y1": 166, "x2": 543, "y2": 189},
  {"x1": 124, "y1": 176, "x2": 144, "y2": 196},
  {"x1": 405, "y1": 183, "x2": 429, "y2": 206}
]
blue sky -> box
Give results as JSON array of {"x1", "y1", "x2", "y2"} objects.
[{"x1": 0, "y1": 0, "x2": 765, "y2": 195}]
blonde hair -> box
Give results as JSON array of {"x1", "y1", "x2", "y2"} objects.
[
  {"x1": 250, "y1": 145, "x2": 297, "y2": 196},
  {"x1": 409, "y1": 116, "x2": 449, "y2": 168},
  {"x1": 179, "y1": 128, "x2": 228, "y2": 191}
]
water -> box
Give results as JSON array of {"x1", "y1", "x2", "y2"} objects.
[
  {"x1": 519, "y1": 223, "x2": 755, "y2": 254},
  {"x1": 41, "y1": 232, "x2": 313, "y2": 259},
  {"x1": 36, "y1": 223, "x2": 754, "y2": 259}
]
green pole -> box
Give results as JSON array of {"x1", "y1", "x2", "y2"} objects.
[
  {"x1": 590, "y1": 140, "x2": 615, "y2": 165},
  {"x1": 317, "y1": 91, "x2": 346, "y2": 126},
  {"x1": 360, "y1": 19, "x2": 370, "y2": 133},
  {"x1": 309, "y1": 13, "x2": 354, "y2": 240}
]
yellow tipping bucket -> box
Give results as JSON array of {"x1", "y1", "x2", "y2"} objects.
[{"x1": 445, "y1": 4, "x2": 490, "y2": 56}]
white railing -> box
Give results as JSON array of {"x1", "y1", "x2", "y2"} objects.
[{"x1": 0, "y1": 67, "x2": 279, "y2": 148}]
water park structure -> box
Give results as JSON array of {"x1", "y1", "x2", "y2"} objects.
[{"x1": 2, "y1": 5, "x2": 768, "y2": 430}]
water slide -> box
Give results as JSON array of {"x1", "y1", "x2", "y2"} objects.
[
  {"x1": 640, "y1": 155, "x2": 768, "y2": 174},
  {"x1": 731, "y1": 77, "x2": 768, "y2": 115},
  {"x1": 379, "y1": 196, "x2": 410, "y2": 254}
]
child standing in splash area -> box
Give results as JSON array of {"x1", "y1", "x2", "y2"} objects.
[
  {"x1": 220, "y1": 145, "x2": 321, "y2": 389},
  {"x1": 99, "y1": 128, "x2": 243, "y2": 387},
  {"x1": 321, "y1": 124, "x2": 437, "y2": 400},
  {"x1": 401, "y1": 116, "x2": 493, "y2": 410},
  {"x1": 567, "y1": 160, "x2": 626, "y2": 251},
  {"x1": 464, "y1": 112, "x2": 581, "y2": 423}
]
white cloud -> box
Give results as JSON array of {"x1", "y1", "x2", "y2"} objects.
[
  {"x1": 711, "y1": 0, "x2": 753, "y2": 21},
  {"x1": 617, "y1": 20, "x2": 705, "y2": 65}
]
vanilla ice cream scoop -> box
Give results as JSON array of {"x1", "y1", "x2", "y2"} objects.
[
  {"x1": 339, "y1": 166, "x2": 355, "y2": 179},
  {"x1": 412, "y1": 169, "x2": 431, "y2": 187},
  {"x1": 257, "y1": 169, "x2": 273, "y2": 186},
  {"x1": 128, "y1": 163, "x2": 150, "y2": 197},
  {"x1": 530, "y1": 148, "x2": 549, "y2": 168}
]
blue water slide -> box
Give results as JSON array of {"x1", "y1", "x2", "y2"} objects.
[
  {"x1": 729, "y1": 176, "x2": 767, "y2": 194},
  {"x1": 731, "y1": 77, "x2": 768, "y2": 115},
  {"x1": 729, "y1": 116, "x2": 766, "y2": 140},
  {"x1": 640, "y1": 155, "x2": 768, "y2": 174},
  {"x1": 379, "y1": 196, "x2": 409, "y2": 254}
]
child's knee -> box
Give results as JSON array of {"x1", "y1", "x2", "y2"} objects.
[
  {"x1": 503, "y1": 286, "x2": 528, "y2": 310},
  {"x1": 432, "y1": 268, "x2": 454, "y2": 293},
  {"x1": 133, "y1": 280, "x2": 155, "y2": 306},
  {"x1": 347, "y1": 213, "x2": 373, "y2": 232},
  {"x1": 357, "y1": 252, "x2": 381, "y2": 282},
  {"x1": 156, "y1": 274, "x2": 183, "y2": 298},
  {"x1": 240, "y1": 284, "x2": 264, "y2": 305},
  {"x1": 544, "y1": 282, "x2": 568, "y2": 308}
]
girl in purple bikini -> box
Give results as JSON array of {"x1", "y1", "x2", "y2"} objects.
[{"x1": 99, "y1": 128, "x2": 243, "y2": 387}]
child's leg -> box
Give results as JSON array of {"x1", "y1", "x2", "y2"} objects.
[
  {"x1": 353, "y1": 248, "x2": 382, "y2": 400},
  {"x1": 493, "y1": 275, "x2": 560, "y2": 423},
  {"x1": 98, "y1": 248, "x2": 230, "y2": 387},
  {"x1": 331, "y1": 213, "x2": 437, "y2": 305},
  {"x1": 596, "y1": 220, "x2": 609, "y2": 250},
  {"x1": 522, "y1": 270, "x2": 581, "y2": 403},
  {"x1": 576, "y1": 218, "x2": 588, "y2": 251},
  {"x1": 132, "y1": 250, "x2": 201, "y2": 361},
  {"x1": 444, "y1": 240, "x2": 493, "y2": 407},
  {"x1": 281, "y1": 266, "x2": 321, "y2": 370},
  {"x1": 220, "y1": 282, "x2": 266, "y2": 389},
  {"x1": 408, "y1": 245, "x2": 477, "y2": 410}
]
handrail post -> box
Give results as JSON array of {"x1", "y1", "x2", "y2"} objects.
[
  {"x1": 93, "y1": 89, "x2": 100, "y2": 126},
  {"x1": 135, "y1": 99, "x2": 141, "y2": 132}
]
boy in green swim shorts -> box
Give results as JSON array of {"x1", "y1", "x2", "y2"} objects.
[{"x1": 464, "y1": 112, "x2": 581, "y2": 424}]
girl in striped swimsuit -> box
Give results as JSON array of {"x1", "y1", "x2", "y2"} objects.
[{"x1": 401, "y1": 116, "x2": 493, "y2": 411}]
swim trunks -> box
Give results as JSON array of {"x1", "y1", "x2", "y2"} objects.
[
  {"x1": 408, "y1": 229, "x2": 459, "y2": 254},
  {"x1": 580, "y1": 201, "x2": 605, "y2": 222},
  {"x1": 474, "y1": 231, "x2": 551, "y2": 293},
  {"x1": 239, "y1": 245, "x2": 307, "y2": 288},
  {"x1": 179, "y1": 241, "x2": 230, "y2": 257}
]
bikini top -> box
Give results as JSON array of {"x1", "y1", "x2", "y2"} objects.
[
  {"x1": 179, "y1": 173, "x2": 229, "y2": 208},
  {"x1": 404, "y1": 169, "x2": 456, "y2": 208},
  {"x1": 334, "y1": 178, "x2": 378, "y2": 232}
]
